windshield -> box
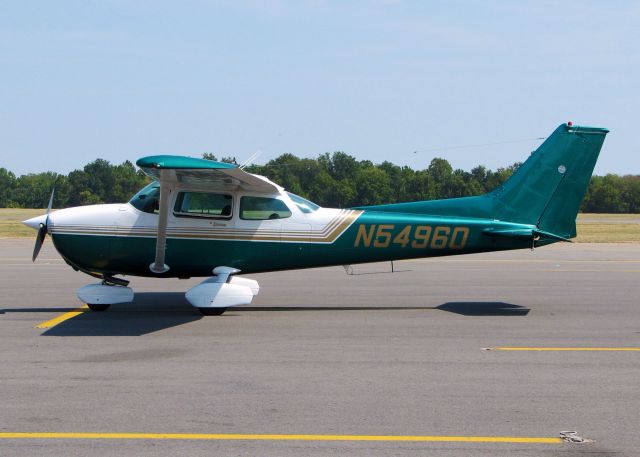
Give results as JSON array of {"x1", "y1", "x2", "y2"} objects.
[
  {"x1": 287, "y1": 192, "x2": 320, "y2": 213},
  {"x1": 129, "y1": 182, "x2": 160, "y2": 214}
]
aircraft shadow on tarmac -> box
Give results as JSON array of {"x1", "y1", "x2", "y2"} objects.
[
  {"x1": 40, "y1": 292, "x2": 203, "y2": 337},
  {"x1": 234, "y1": 302, "x2": 529, "y2": 316},
  {"x1": 436, "y1": 302, "x2": 530, "y2": 316},
  {"x1": 9, "y1": 297, "x2": 531, "y2": 337}
]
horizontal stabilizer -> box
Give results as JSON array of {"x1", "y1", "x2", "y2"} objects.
[
  {"x1": 483, "y1": 227, "x2": 572, "y2": 242},
  {"x1": 533, "y1": 229, "x2": 573, "y2": 243}
]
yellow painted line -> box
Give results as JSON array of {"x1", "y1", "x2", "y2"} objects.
[
  {"x1": 0, "y1": 432, "x2": 561, "y2": 444},
  {"x1": 35, "y1": 305, "x2": 88, "y2": 329},
  {"x1": 489, "y1": 347, "x2": 640, "y2": 351}
]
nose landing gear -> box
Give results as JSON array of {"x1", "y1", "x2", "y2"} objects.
[
  {"x1": 77, "y1": 277, "x2": 134, "y2": 312},
  {"x1": 87, "y1": 303, "x2": 111, "y2": 312}
]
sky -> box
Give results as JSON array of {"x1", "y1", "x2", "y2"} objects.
[{"x1": 1, "y1": 0, "x2": 639, "y2": 177}]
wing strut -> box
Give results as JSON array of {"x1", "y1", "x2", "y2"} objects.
[{"x1": 150, "y1": 170, "x2": 172, "y2": 274}]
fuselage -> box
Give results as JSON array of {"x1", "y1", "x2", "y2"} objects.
[
  {"x1": 45, "y1": 184, "x2": 541, "y2": 279},
  {"x1": 21, "y1": 124, "x2": 607, "y2": 315}
]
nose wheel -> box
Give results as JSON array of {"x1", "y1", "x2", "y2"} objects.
[
  {"x1": 87, "y1": 303, "x2": 111, "y2": 312},
  {"x1": 77, "y1": 283, "x2": 134, "y2": 312}
]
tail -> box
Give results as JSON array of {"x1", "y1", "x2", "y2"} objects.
[
  {"x1": 357, "y1": 123, "x2": 609, "y2": 239},
  {"x1": 490, "y1": 123, "x2": 608, "y2": 238}
]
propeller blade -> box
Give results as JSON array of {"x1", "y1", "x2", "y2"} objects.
[
  {"x1": 32, "y1": 188, "x2": 54, "y2": 262},
  {"x1": 47, "y1": 188, "x2": 55, "y2": 214},
  {"x1": 32, "y1": 223, "x2": 47, "y2": 262}
]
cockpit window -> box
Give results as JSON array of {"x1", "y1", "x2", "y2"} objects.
[
  {"x1": 287, "y1": 192, "x2": 320, "y2": 213},
  {"x1": 129, "y1": 182, "x2": 160, "y2": 214}
]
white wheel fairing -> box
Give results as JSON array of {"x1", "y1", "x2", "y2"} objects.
[
  {"x1": 77, "y1": 284, "x2": 134, "y2": 305},
  {"x1": 185, "y1": 281, "x2": 254, "y2": 308}
]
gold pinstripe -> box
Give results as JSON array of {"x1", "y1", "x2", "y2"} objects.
[
  {"x1": 50, "y1": 210, "x2": 363, "y2": 244},
  {"x1": 50, "y1": 210, "x2": 349, "y2": 237}
]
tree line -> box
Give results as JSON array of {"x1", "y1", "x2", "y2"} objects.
[{"x1": 0, "y1": 153, "x2": 638, "y2": 212}]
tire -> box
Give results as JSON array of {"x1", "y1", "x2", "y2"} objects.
[
  {"x1": 198, "y1": 307, "x2": 227, "y2": 316},
  {"x1": 87, "y1": 303, "x2": 110, "y2": 312}
]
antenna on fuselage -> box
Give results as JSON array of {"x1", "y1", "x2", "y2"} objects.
[{"x1": 239, "y1": 149, "x2": 263, "y2": 170}]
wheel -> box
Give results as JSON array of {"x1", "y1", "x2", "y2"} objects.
[
  {"x1": 87, "y1": 303, "x2": 110, "y2": 311},
  {"x1": 198, "y1": 307, "x2": 227, "y2": 316}
]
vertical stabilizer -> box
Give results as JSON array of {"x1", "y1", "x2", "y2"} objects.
[{"x1": 491, "y1": 123, "x2": 608, "y2": 238}]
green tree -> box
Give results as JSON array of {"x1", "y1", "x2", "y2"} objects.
[
  {"x1": 2, "y1": 153, "x2": 638, "y2": 212},
  {"x1": 67, "y1": 169, "x2": 94, "y2": 206},
  {"x1": 354, "y1": 166, "x2": 392, "y2": 206},
  {"x1": 0, "y1": 168, "x2": 17, "y2": 207},
  {"x1": 322, "y1": 152, "x2": 360, "y2": 181},
  {"x1": 485, "y1": 162, "x2": 521, "y2": 191},
  {"x1": 427, "y1": 158, "x2": 453, "y2": 197},
  {"x1": 583, "y1": 174, "x2": 624, "y2": 212},
  {"x1": 202, "y1": 153, "x2": 237, "y2": 164},
  {"x1": 83, "y1": 159, "x2": 115, "y2": 202},
  {"x1": 112, "y1": 161, "x2": 149, "y2": 202},
  {"x1": 621, "y1": 176, "x2": 640, "y2": 213},
  {"x1": 12, "y1": 172, "x2": 61, "y2": 208}
]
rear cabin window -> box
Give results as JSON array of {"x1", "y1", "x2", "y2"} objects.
[
  {"x1": 240, "y1": 196, "x2": 292, "y2": 220},
  {"x1": 174, "y1": 192, "x2": 233, "y2": 218},
  {"x1": 287, "y1": 192, "x2": 320, "y2": 213}
]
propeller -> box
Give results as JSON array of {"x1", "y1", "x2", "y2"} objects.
[{"x1": 32, "y1": 189, "x2": 55, "y2": 262}]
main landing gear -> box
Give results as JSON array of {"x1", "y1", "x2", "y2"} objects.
[
  {"x1": 197, "y1": 307, "x2": 227, "y2": 316},
  {"x1": 76, "y1": 267, "x2": 259, "y2": 316},
  {"x1": 185, "y1": 267, "x2": 259, "y2": 316}
]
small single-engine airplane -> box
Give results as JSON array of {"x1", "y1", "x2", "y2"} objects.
[{"x1": 24, "y1": 123, "x2": 608, "y2": 315}]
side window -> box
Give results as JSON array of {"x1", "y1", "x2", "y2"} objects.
[
  {"x1": 240, "y1": 196, "x2": 292, "y2": 220},
  {"x1": 287, "y1": 192, "x2": 320, "y2": 213},
  {"x1": 174, "y1": 192, "x2": 233, "y2": 218}
]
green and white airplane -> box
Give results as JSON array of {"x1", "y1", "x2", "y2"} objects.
[{"x1": 24, "y1": 123, "x2": 608, "y2": 315}]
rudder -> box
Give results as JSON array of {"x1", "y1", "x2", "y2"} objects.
[{"x1": 491, "y1": 123, "x2": 608, "y2": 238}]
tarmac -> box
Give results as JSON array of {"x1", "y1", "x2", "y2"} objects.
[{"x1": 1, "y1": 238, "x2": 639, "y2": 456}]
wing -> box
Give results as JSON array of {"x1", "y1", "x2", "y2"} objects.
[
  {"x1": 136, "y1": 155, "x2": 278, "y2": 192},
  {"x1": 135, "y1": 155, "x2": 279, "y2": 274}
]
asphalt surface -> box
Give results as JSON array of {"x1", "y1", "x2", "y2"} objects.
[{"x1": 1, "y1": 239, "x2": 639, "y2": 456}]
